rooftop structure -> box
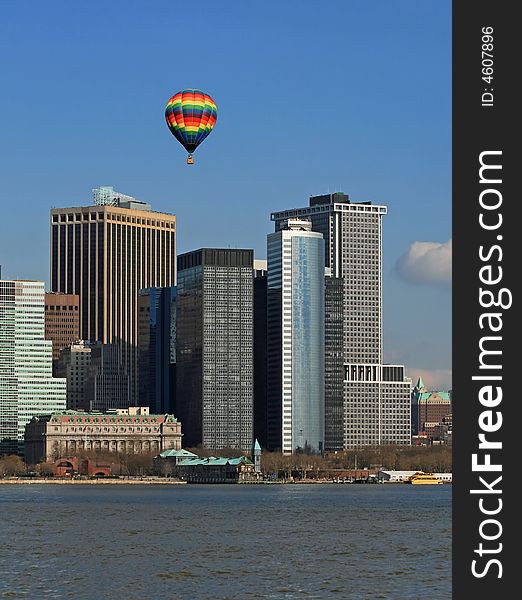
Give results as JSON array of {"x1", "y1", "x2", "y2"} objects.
[{"x1": 92, "y1": 186, "x2": 151, "y2": 211}]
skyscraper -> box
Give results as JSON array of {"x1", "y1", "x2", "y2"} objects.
[
  {"x1": 44, "y1": 292, "x2": 80, "y2": 364},
  {"x1": 49, "y1": 187, "x2": 176, "y2": 405},
  {"x1": 54, "y1": 341, "x2": 130, "y2": 412},
  {"x1": 54, "y1": 341, "x2": 92, "y2": 410},
  {"x1": 138, "y1": 287, "x2": 177, "y2": 414},
  {"x1": 267, "y1": 219, "x2": 325, "y2": 454},
  {"x1": 272, "y1": 193, "x2": 411, "y2": 448},
  {"x1": 176, "y1": 249, "x2": 253, "y2": 450},
  {"x1": 0, "y1": 280, "x2": 66, "y2": 454},
  {"x1": 253, "y1": 260, "x2": 268, "y2": 448},
  {"x1": 324, "y1": 273, "x2": 345, "y2": 451}
]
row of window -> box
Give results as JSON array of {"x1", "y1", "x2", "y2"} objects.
[{"x1": 52, "y1": 213, "x2": 175, "y2": 228}]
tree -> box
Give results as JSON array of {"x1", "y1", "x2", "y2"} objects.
[
  {"x1": 0, "y1": 455, "x2": 25, "y2": 477},
  {"x1": 37, "y1": 462, "x2": 56, "y2": 477}
]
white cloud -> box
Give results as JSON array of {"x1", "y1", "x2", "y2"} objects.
[{"x1": 395, "y1": 239, "x2": 452, "y2": 288}]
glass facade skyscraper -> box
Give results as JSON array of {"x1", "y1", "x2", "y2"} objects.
[
  {"x1": 272, "y1": 193, "x2": 411, "y2": 449},
  {"x1": 176, "y1": 249, "x2": 254, "y2": 451},
  {"x1": 0, "y1": 280, "x2": 66, "y2": 454},
  {"x1": 267, "y1": 220, "x2": 325, "y2": 454},
  {"x1": 138, "y1": 287, "x2": 177, "y2": 414}
]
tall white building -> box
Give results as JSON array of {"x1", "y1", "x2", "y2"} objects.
[
  {"x1": 0, "y1": 280, "x2": 66, "y2": 454},
  {"x1": 267, "y1": 219, "x2": 325, "y2": 454},
  {"x1": 272, "y1": 193, "x2": 411, "y2": 449}
]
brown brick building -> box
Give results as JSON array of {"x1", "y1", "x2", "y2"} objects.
[
  {"x1": 24, "y1": 406, "x2": 182, "y2": 464},
  {"x1": 411, "y1": 377, "x2": 452, "y2": 441},
  {"x1": 44, "y1": 292, "x2": 80, "y2": 362}
]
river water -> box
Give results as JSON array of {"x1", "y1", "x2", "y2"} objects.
[{"x1": 0, "y1": 484, "x2": 451, "y2": 599}]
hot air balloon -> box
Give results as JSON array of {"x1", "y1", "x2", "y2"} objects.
[{"x1": 165, "y1": 89, "x2": 217, "y2": 164}]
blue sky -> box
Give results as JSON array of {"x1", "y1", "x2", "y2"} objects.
[{"x1": 0, "y1": 1, "x2": 451, "y2": 389}]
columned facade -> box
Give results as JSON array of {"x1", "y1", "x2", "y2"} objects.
[{"x1": 24, "y1": 408, "x2": 182, "y2": 464}]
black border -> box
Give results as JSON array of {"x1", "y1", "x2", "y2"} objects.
[{"x1": 453, "y1": 1, "x2": 516, "y2": 596}]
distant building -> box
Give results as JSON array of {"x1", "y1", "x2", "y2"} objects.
[
  {"x1": 0, "y1": 280, "x2": 66, "y2": 454},
  {"x1": 50, "y1": 187, "x2": 176, "y2": 405},
  {"x1": 379, "y1": 470, "x2": 452, "y2": 483},
  {"x1": 379, "y1": 470, "x2": 423, "y2": 483},
  {"x1": 24, "y1": 407, "x2": 182, "y2": 464},
  {"x1": 267, "y1": 219, "x2": 325, "y2": 454},
  {"x1": 176, "y1": 248, "x2": 254, "y2": 451},
  {"x1": 44, "y1": 292, "x2": 80, "y2": 365},
  {"x1": 138, "y1": 287, "x2": 177, "y2": 414},
  {"x1": 55, "y1": 341, "x2": 130, "y2": 412},
  {"x1": 271, "y1": 193, "x2": 411, "y2": 448},
  {"x1": 54, "y1": 341, "x2": 92, "y2": 410},
  {"x1": 411, "y1": 377, "x2": 452, "y2": 441},
  {"x1": 253, "y1": 261, "x2": 268, "y2": 448}
]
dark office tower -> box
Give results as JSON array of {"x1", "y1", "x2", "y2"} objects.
[
  {"x1": 324, "y1": 274, "x2": 344, "y2": 451},
  {"x1": 176, "y1": 249, "x2": 254, "y2": 451},
  {"x1": 272, "y1": 193, "x2": 411, "y2": 449},
  {"x1": 50, "y1": 187, "x2": 176, "y2": 406},
  {"x1": 138, "y1": 287, "x2": 177, "y2": 414},
  {"x1": 253, "y1": 260, "x2": 268, "y2": 448}
]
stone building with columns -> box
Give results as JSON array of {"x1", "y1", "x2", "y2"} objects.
[{"x1": 24, "y1": 406, "x2": 182, "y2": 464}]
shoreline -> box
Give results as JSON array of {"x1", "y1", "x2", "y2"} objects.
[
  {"x1": 0, "y1": 478, "x2": 187, "y2": 485},
  {"x1": 0, "y1": 478, "x2": 451, "y2": 486}
]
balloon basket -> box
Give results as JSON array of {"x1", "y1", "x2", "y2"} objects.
[{"x1": 187, "y1": 154, "x2": 194, "y2": 165}]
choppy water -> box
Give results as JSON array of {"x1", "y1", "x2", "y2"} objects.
[{"x1": 0, "y1": 484, "x2": 451, "y2": 599}]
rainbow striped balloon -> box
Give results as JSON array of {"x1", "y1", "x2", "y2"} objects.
[{"x1": 165, "y1": 89, "x2": 217, "y2": 155}]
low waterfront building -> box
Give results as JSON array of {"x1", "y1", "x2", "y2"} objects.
[
  {"x1": 154, "y1": 448, "x2": 199, "y2": 474},
  {"x1": 176, "y1": 456, "x2": 255, "y2": 483},
  {"x1": 378, "y1": 470, "x2": 421, "y2": 483},
  {"x1": 155, "y1": 454, "x2": 255, "y2": 483},
  {"x1": 53, "y1": 456, "x2": 112, "y2": 478},
  {"x1": 24, "y1": 406, "x2": 182, "y2": 464},
  {"x1": 379, "y1": 470, "x2": 452, "y2": 483}
]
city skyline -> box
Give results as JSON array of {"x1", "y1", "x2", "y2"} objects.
[
  {"x1": 2, "y1": 192, "x2": 416, "y2": 454},
  {"x1": 0, "y1": 1, "x2": 451, "y2": 390}
]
